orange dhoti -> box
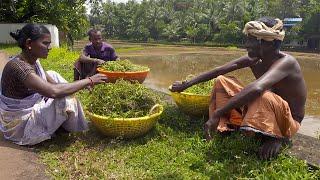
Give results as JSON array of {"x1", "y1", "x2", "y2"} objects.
[{"x1": 210, "y1": 75, "x2": 300, "y2": 138}]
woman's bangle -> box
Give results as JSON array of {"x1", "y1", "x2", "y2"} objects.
[{"x1": 87, "y1": 77, "x2": 94, "y2": 87}]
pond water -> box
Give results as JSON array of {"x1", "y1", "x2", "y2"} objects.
[{"x1": 128, "y1": 51, "x2": 320, "y2": 117}]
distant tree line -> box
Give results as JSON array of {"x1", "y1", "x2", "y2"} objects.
[
  {"x1": 0, "y1": 0, "x2": 319, "y2": 47},
  {"x1": 89, "y1": 0, "x2": 320, "y2": 46}
]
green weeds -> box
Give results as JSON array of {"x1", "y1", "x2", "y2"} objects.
[
  {"x1": 99, "y1": 59, "x2": 149, "y2": 72},
  {"x1": 41, "y1": 47, "x2": 79, "y2": 81},
  {"x1": 226, "y1": 46, "x2": 238, "y2": 50},
  {"x1": 183, "y1": 75, "x2": 215, "y2": 95},
  {"x1": 85, "y1": 79, "x2": 161, "y2": 118},
  {"x1": 0, "y1": 44, "x2": 20, "y2": 56}
]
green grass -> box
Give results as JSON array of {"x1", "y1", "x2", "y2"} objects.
[
  {"x1": 1, "y1": 46, "x2": 319, "y2": 179},
  {"x1": 116, "y1": 47, "x2": 144, "y2": 53},
  {"x1": 226, "y1": 46, "x2": 239, "y2": 50},
  {"x1": 37, "y1": 105, "x2": 319, "y2": 179},
  {"x1": 41, "y1": 47, "x2": 80, "y2": 81},
  {"x1": 0, "y1": 44, "x2": 20, "y2": 56}
]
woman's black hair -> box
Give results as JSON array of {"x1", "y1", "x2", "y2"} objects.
[
  {"x1": 257, "y1": 17, "x2": 282, "y2": 50},
  {"x1": 9, "y1": 24, "x2": 50, "y2": 49}
]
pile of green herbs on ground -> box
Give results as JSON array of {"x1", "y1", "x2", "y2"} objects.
[
  {"x1": 183, "y1": 74, "x2": 215, "y2": 95},
  {"x1": 1, "y1": 45, "x2": 319, "y2": 179},
  {"x1": 100, "y1": 59, "x2": 149, "y2": 72},
  {"x1": 82, "y1": 79, "x2": 161, "y2": 118}
]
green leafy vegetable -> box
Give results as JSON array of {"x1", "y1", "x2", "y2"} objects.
[
  {"x1": 184, "y1": 75, "x2": 215, "y2": 95},
  {"x1": 100, "y1": 59, "x2": 149, "y2": 72},
  {"x1": 87, "y1": 79, "x2": 161, "y2": 118}
]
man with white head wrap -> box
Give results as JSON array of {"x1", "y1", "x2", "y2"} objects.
[
  {"x1": 170, "y1": 17, "x2": 306, "y2": 160},
  {"x1": 243, "y1": 18, "x2": 285, "y2": 41}
]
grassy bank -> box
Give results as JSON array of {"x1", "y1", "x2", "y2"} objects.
[
  {"x1": 0, "y1": 45, "x2": 319, "y2": 179},
  {"x1": 0, "y1": 44, "x2": 20, "y2": 56}
]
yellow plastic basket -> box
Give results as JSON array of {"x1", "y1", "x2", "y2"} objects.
[
  {"x1": 87, "y1": 104, "x2": 163, "y2": 138},
  {"x1": 170, "y1": 91, "x2": 210, "y2": 116}
]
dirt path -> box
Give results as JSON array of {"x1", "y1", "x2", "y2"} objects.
[
  {"x1": 0, "y1": 135, "x2": 48, "y2": 179},
  {"x1": 290, "y1": 133, "x2": 320, "y2": 167},
  {"x1": 0, "y1": 51, "x2": 48, "y2": 179}
]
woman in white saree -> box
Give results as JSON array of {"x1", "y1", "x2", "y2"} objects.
[{"x1": 0, "y1": 24, "x2": 107, "y2": 145}]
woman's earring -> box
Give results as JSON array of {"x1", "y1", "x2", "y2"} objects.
[{"x1": 28, "y1": 46, "x2": 31, "y2": 50}]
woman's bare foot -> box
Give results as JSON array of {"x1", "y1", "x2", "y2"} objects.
[{"x1": 258, "y1": 136, "x2": 282, "y2": 160}]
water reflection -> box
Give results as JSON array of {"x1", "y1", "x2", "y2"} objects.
[{"x1": 130, "y1": 52, "x2": 320, "y2": 117}]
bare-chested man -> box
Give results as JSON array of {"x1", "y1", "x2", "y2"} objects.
[{"x1": 170, "y1": 17, "x2": 306, "y2": 160}]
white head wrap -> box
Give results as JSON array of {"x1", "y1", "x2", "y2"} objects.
[{"x1": 243, "y1": 18, "x2": 285, "y2": 41}]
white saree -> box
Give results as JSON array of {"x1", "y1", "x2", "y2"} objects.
[{"x1": 0, "y1": 60, "x2": 88, "y2": 145}]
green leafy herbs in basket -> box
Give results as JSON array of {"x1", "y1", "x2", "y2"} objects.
[
  {"x1": 183, "y1": 75, "x2": 215, "y2": 95},
  {"x1": 87, "y1": 79, "x2": 161, "y2": 118},
  {"x1": 99, "y1": 59, "x2": 149, "y2": 72}
]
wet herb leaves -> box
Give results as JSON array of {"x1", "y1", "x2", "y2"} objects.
[
  {"x1": 87, "y1": 79, "x2": 161, "y2": 118},
  {"x1": 183, "y1": 75, "x2": 215, "y2": 95},
  {"x1": 100, "y1": 59, "x2": 149, "y2": 72}
]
